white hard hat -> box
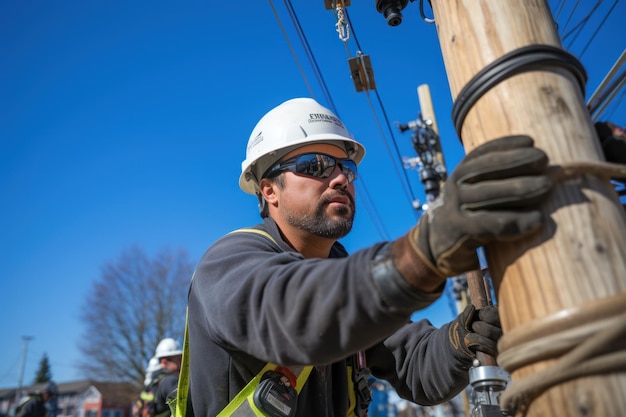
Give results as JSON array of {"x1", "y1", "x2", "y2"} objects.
[
  {"x1": 239, "y1": 97, "x2": 366, "y2": 195},
  {"x1": 145, "y1": 356, "x2": 161, "y2": 373},
  {"x1": 154, "y1": 338, "x2": 182, "y2": 359},
  {"x1": 144, "y1": 357, "x2": 161, "y2": 386}
]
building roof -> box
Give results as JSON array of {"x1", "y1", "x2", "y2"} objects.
[{"x1": 0, "y1": 381, "x2": 140, "y2": 408}]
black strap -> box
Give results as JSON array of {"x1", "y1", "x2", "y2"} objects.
[{"x1": 451, "y1": 44, "x2": 587, "y2": 141}]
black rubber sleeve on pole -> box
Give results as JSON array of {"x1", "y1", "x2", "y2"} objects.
[{"x1": 451, "y1": 44, "x2": 587, "y2": 142}]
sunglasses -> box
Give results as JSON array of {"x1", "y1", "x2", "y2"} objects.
[{"x1": 264, "y1": 153, "x2": 358, "y2": 183}]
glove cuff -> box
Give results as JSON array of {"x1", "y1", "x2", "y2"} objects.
[
  {"x1": 370, "y1": 243, "x2": 444, "y2": 313},
  {"x1": 391, "y1": 226, "x2": 446, "y2": 293},
  {"x1": 397, "y1": 215, "x2": 447, "y2": 279}
]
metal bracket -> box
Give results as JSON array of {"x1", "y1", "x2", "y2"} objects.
[{"x1": 348, "y1": 53, "x2": 376, "y2": 92}]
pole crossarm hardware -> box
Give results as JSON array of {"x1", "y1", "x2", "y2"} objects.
[{"x1": 348, "y1": 52, "x2": 376, "y2": 92}]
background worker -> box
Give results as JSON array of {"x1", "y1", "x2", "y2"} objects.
[
  {"x1": 15, "y1": 382, "x2": 56, "y2": 417},
  {"x1": 134, "y1": 357, "x2": 164, "y2": 417},
  {"x1": 150, "y1": 338, "x2": 182, "y2": 417},
  {"x1": 186, "y1": 98, "x2": 553, "y2": 416}
]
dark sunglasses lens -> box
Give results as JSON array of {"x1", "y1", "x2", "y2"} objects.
[
  {"x1": 341, "y1": 160, "x2": 358, "y2": 182},
  {"x1": 290, "y1": 153, "x2": 357, "y2": 182},
  {"x1": 295, "y1": 154, "x2": 329, "y2": 177}
]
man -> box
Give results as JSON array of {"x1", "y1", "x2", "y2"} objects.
[
  {"x1": 135, "y1": 357, "x2": 164, "y2": 417},
  {"x1": 15, "y1": 382, "x2": 56, "y2": 417},
  {"x1": 187, "y1": 98, "x2": 552, "y2": 416},
  {"x1": 150, "y1": 338, "x2": 183, "y2": 417}
]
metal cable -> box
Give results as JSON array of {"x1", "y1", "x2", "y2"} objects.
[
  {"x1": 563, "y1": 0, "x2": 602, "y2": 46},
  {"x1": 284, "y1": 0, "x2": 336, "y2": 111},
  {"x1": 578, "y1": 0, "x2": 619, "y2": 59},
  {"x1": 268, "y1": 0, "x2": 316, "y2": 99}
]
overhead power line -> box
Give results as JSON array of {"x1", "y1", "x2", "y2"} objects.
[
  {"x1": 268, "y1": 0, "x2": 316, "y2": 99},
  {"x1": 283, "y1": 0, "x2": 338, "y2": 113}
]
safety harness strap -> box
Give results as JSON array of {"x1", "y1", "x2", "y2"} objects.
[
  {"x1": 217, "y1": 364, "x2": 313, "y2": 417},
  {"x1": 173, "y1": 306, "x2": 191, "y2": 417}
]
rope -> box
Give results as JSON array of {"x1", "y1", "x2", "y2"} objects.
[
  {"x1": 496, "y1": 278, "x2": 626, "y2": 415},
  {"x1": 500, "y1": 312, "x2": 626, "y2": 415},
  {"x1": 547, "y1": 160, "x2": 626, "y2": 181}
]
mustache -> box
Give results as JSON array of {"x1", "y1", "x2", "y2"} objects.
[{"x1": 321, "y1": 189, "x2": 355, "y2": 207}]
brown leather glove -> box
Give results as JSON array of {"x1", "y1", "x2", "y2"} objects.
[
  {"x1": 449, "y1": 304, "x2": 502, "y2": 359},
  {"x1": 398, "y1": 135, "x2": 552, "y2": 280}
]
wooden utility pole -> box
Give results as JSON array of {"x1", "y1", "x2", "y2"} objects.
[
  {"x1": 417, "y1": 84, "x2": 444, "y2": 170},
  {"x1": 429, "y1": 1, "x2": 626, "y2": 416}
]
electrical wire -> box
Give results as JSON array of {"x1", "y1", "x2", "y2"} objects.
[
  {"x1": 355, "y1": 172, "x2": 391, "y2": 241},
  {"x1": 563, "y1": 0, "x2": 603, "y2": 47},
  {"x1": 578, "y1": 0, "x2": 619, "y2": 59},
  {"x1": 553, "y1": 0, "x2": 567, "y2": 21},
  {"x1": 283, "y1": 0, "x2": 337, "y2": 112},
  {"x1": 550, "y1": 0, "x2": 624, "y2": 124},
  {"x1": 268, "y1": 0, "x2": 316, "y2": 99},
  {"x1": 559, "y1": 0, "x2": 581, "y2": 37}
]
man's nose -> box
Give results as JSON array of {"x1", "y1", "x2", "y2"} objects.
[{"x1": 329, "y1": 164, "x2": 349, "y2": 188}]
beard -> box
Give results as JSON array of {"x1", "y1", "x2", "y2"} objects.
[{"x1": 284, "y1": 192, "x2": 355, "y2": 239}]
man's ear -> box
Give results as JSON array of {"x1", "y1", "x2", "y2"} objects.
[{"x1": 259, "y1": 178, "x2": 278, "y2": 206}]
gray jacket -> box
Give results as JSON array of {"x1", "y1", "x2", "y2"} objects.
[{"x1": 187, "y1": 217, "x2": 471, "y2": 416}]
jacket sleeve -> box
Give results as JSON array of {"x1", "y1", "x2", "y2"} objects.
[
  {"x1": 189, "y1": 229, "x2": 444, "y2": 367},
  {"x1": 367, "y1": 319, "x2": 473, "y2": 405}
]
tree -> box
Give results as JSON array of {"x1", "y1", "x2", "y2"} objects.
[
  {"x1": 79, "y1": 246, "x2": 194, "y2": 388},
  {"x1": 33, "y1": 353, "x2": 53, "y2": 384}
]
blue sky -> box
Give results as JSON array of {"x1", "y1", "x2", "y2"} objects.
[{"x1": 1, "y1": 1, "x2": 624, "y2": 386}]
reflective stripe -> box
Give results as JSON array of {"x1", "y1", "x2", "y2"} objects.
[
  {"x1": 174, "y1": 307, "x2": 191, "y2": 417},
  {"x1": 140, "y1": 392, "x2": 154, "y2": 401},
  {"x1": 227, "y1": 228, "x2": 276, "y2": 243},
  {"x1": 346, "y1": 366, "x2": 357, "y2": 417}
]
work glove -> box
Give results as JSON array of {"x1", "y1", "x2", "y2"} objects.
[
  {"x1": 409, "y1": 135, "x2": 552, "y2": 278},
  {"x1": 449, "y1": 304, "x2": 502, "y2": 359}
]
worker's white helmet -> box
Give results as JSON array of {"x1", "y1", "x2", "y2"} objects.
[
  {"x1": 239, "y1": 98, "x2": 366, "y2": 195},
  {"x1": 145, "y1": 356, "x2": 161, "y2": 373},
  {"x1": 143, "y1": 357, "x2": 161, "y2": 386},
  {"x1": 154, "y1": 338, "x2": 182, "y2": 359}
]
